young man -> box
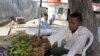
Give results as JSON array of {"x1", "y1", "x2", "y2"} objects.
[
  {"x1": 40, "y1": 13, "x2": 52, "y2": 36},
  {"x1": 41, "y1": 13, "x2": 49, "y2": 23},
  {"x1": 49, "y1": 14, "x2": 55, "y2": 25},
  {"x1": 41, "y1": 13, "x2": 50, "y2": 29},
  {"x1": 34, "y1": 12, "x2": 93, "y2": 56}
]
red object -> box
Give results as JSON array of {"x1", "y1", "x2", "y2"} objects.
[{"x1": 47, "y1": 0, "x2": 61, "y2": 5}]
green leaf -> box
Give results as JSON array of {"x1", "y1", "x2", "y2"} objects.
[{"x1": 8, "y1": 35, "x2": 32, "y2": 56}]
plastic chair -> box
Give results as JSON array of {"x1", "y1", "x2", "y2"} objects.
[
  {"x1": 62, "y1": 31, "x2": 94, "y2": 56},
  {"x1": 81, "y1": 31, "x2": 94, "y2": 56}
]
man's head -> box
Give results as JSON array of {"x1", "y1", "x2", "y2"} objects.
[
  {"x1": 68, "y1": 12, "x2": 83, "y2": 33},
  {"x1": 44, "y1": 13, "x2": 48, "y2": 21}
]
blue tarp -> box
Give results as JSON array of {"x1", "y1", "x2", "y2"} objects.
[{"x1": 0, "y1": 0, "x2": 38, "y2": 22}]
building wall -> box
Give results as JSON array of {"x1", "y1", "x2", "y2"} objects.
[
  {"x1": 33, "y1": 0, "x2": 69, "y2": 20},
  {"x1": 40, "y1": 2, "x2": 69, "y2": 20},
  {"x1": 56, "y1": 3, "x2": 69, "y2": 20}
]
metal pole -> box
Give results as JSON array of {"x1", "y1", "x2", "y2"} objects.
[{"x1": 38, "y1": 0, "x2": 42, "y2": 38}]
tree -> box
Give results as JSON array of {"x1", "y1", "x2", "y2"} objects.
[
  {"x1": 92, "y1": 0, "x2": 100, "y2": 3},
  {"x1": 68, "y1": 0, "x2": 100, "y2": 56}
]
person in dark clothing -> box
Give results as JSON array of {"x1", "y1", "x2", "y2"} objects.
[{"x1": 67, "y1": 9, "x2": 70, "y2": 21}]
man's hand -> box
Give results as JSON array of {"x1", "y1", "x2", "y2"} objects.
[
  {"x1": 33, "y1": 38, "x2": 51, "y2": 49},
  {"x1": 33, "y1": 39, "x2": 43, "y2": 47}
]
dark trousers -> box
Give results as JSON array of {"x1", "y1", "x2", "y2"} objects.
[{"x1": 45, "y1": 47, "x2": 81, "y2": 56}]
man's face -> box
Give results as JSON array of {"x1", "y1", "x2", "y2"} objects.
[
  {"x1": 44, "y1": 16, "x2": 48, "y2": 21},
  {"x1": 68, "y1": 17, "x2": 81, "y2": 33}
]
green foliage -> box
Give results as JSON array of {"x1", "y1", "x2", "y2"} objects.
[
  {"x1": 8, "y1": 35, "x2": 32, "y2": 56},
  {"x1": 41, "y1": 7, "x2": 47, "y2": 17}
]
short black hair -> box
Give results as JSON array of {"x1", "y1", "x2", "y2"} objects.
[{"x1": 69, "y1": 12, "x2": 83, "y2": 22}]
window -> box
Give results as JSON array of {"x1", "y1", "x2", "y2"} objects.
[{"x1": 58, "y1": 8, "x2": 63, "y2": 14}]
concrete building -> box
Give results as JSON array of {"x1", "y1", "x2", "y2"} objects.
[{"x1": 33, "y1": 0, "x2": 69, "y2": 20}]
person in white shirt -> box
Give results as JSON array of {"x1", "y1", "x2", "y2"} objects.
[
  {"x1": 41, "y1": 13, "x2": 49, "y2": 24},
  {"x1": 40, "y1": 13, "x2": 52, "y2": 36},
  {"x1": 41, "y1": 13, "x2": 50, "y2": 29},
  {"x1": 34, "y1": 12, "x2": 93, "y2": 56}
]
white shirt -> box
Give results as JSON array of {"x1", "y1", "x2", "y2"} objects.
[{"x1": 48, "y1": 26, "x2": 93, "y2": 56}]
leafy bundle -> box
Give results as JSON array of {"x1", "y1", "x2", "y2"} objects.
[{"x1": 8, "y1": 35, "x2": 32, "y2": 56}]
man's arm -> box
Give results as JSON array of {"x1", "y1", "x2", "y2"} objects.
[
  {"x1": 36, "y1": 28, "x2": 67, "y2": 47},
  {"x1": 47, "y1": 29, "x2": 67, "y2": 46},
  {"x1": 34, "y1": 28, "x2": 67, "y2": 48}
]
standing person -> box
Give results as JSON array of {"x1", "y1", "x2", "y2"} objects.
[
  {"x1": 35, "y1": 12, "x2": 93, "y2": 56},
  {"x1": 67, "y1": 9, "x2": 70, "y2": 20},
  {"x1": 49, "y1": 14, "x2": 56, "y2": 25},
  {"x1": 45, "y1": 8, "x2": 48, "y2": 14}
]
